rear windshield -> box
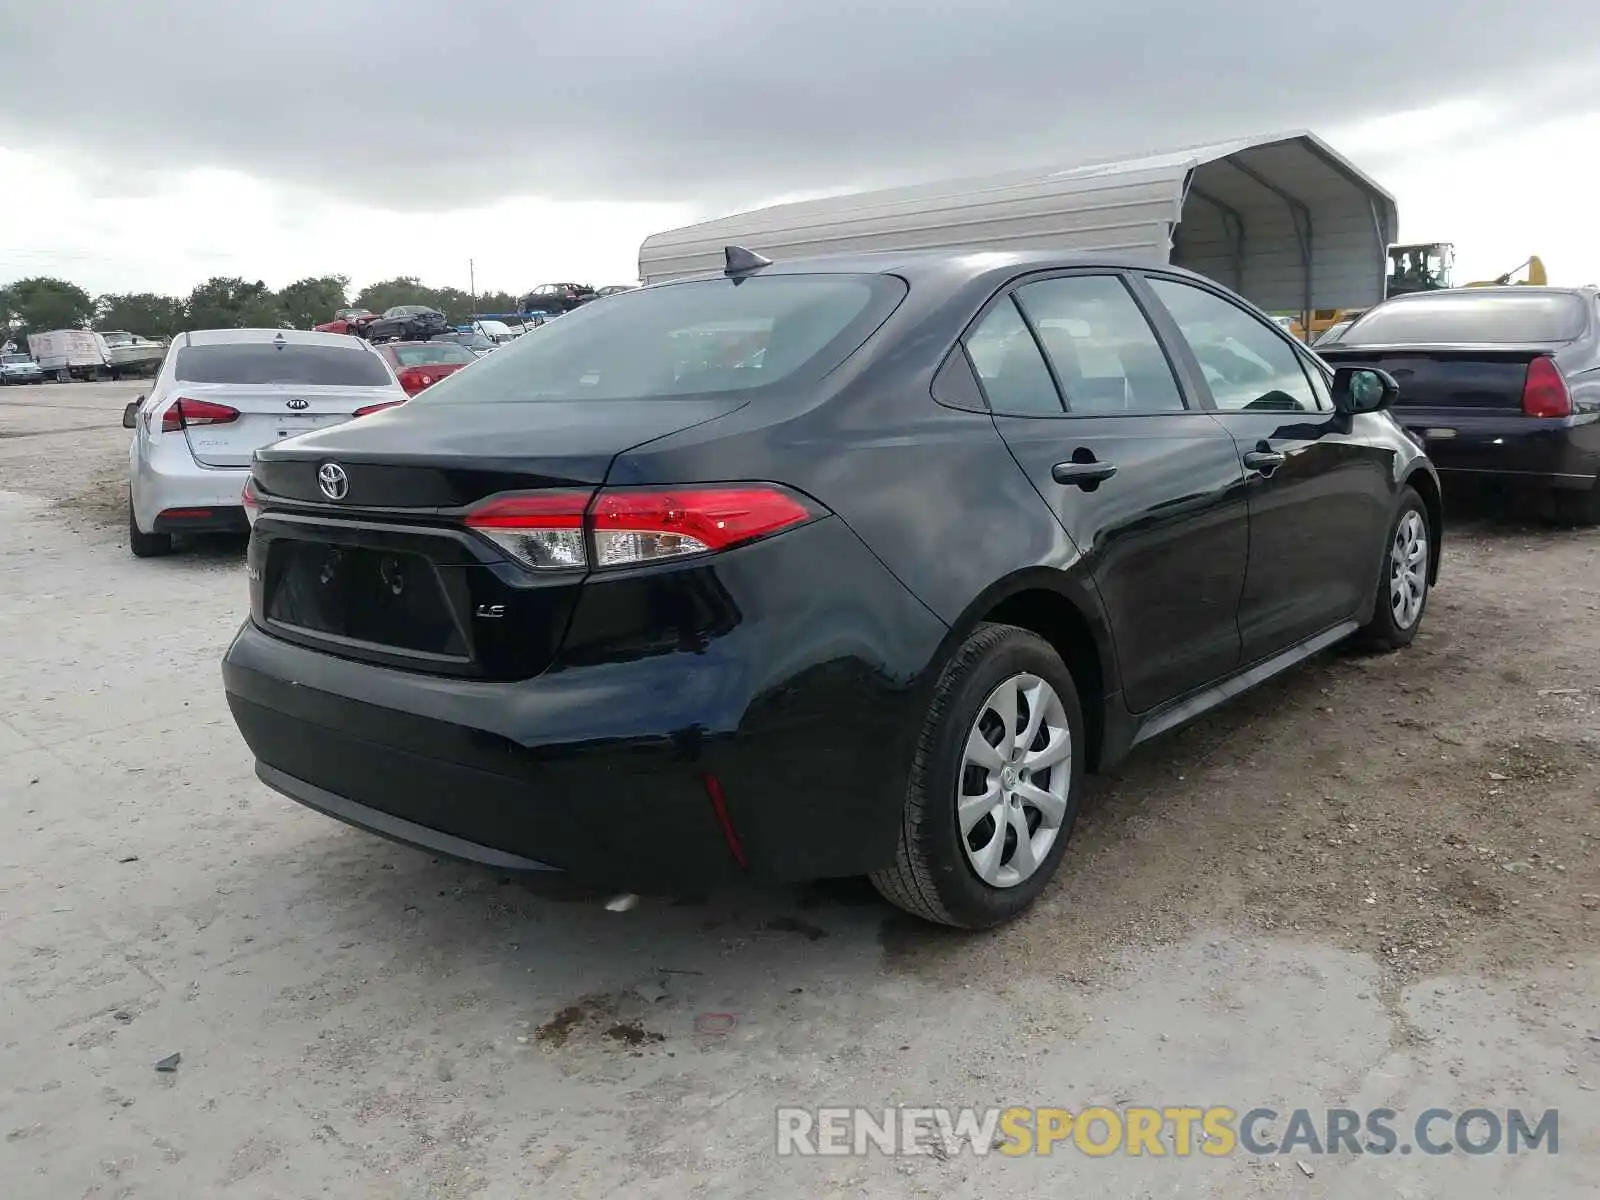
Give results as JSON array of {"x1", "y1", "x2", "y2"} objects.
[
  {"x1": 392, "y1": 343, "x2": 477, "y2": 366},
  {"x1": 1343, "y1": 292, "x2": 1588, "y2": 345},
  {"x1": 1, "y1": 353, "x2": 31, "y2": 364},
  {"x1": 416, "y1": 273, "x2": 905, "y2": 403},
  {"x1": 173, "y1": 343, "x2": 394, "y2": 386},
  {"x1": 440, "y1": 334, "x2": 494, "y2": 351}
]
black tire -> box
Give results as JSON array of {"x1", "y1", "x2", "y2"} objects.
[
  {"x1": 871, "y1": 622, "x2": 1086, "y2": 929},
  {"x1": 1357, "y1": 486, "x2": 1431, "y2": 651},
  {"x1": 1547, "y1": 483, "x2": 1600, "y2": 528},
  {"x1": 128, "y1": 493, "x2": 173, "y2": 558}
]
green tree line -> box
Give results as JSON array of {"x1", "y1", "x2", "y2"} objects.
[{"x1": 0, "y1": 274, "x2": 522, "y2": 345}]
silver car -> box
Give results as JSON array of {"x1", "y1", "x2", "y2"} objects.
[
  {"x1": 1, "y1": 351, "x2": 44, "y2": 384},
  {"x1": 124, "y1": 328, "x2": 407, "y2": 557}
]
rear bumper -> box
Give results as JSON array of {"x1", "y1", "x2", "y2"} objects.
[
  {"x1": 257, "y1": 763, "x2": 562, "y2": 871},
  {"x1": 132, "y1": 449, "x2": 250, "y2": 533},
  {"x1": 224, "y1": 636, "x2": 749, "y2": 889},
  {"x1": 1398, "y1": 411, "x2": 1600, "y2": 490},
  {"x1": 221, "y1": 515, "x2": 950, "y2": 889}
]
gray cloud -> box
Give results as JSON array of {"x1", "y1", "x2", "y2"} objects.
[{"x1": 3, "y1": 0, "x2": 1598, "y2": 215}]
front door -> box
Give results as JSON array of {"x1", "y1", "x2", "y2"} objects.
[
  {"x1": 965, "y1": 271, "x2": 1249, "y2": 714},
  {"x1": 1137, "y1": 273, "x2": 1395, "y2": 663}
]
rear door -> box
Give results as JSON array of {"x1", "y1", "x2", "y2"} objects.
[
  {"x1": 972, "y1": 271, "x2": 1249, "y2": 714},
  {"x1": 167, "y1": 339, "x2": 403, "y2": 467},
  {"x1": 1137, "y1": 273, "x2": 1394, "y2": 663}
]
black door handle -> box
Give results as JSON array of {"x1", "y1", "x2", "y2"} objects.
[
  {"x1": 1243, "y1": 449, "x2": 1286, "y2": 474},
  {"x1": 1052, "y1": 460, "x2": 1118, "y2": 487}
]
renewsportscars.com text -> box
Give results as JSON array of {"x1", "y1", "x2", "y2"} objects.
[{"x1": 775, "y1": 1105, "x2": 1559, "y2": 1158}]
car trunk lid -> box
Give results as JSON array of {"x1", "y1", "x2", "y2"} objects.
[
  {"x1": 174, "y1": 382, "x2": 404, "y2": 468},
  {"x1": 246, "y1": 396, "x2": 748, "y2": 680},
  {"x1": 1318, "y1": 344, "x2": 1562, "y2": 411}
]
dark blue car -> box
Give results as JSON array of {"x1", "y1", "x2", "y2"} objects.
[{"x1": 1321, "y1": 286, "x2": 1600, "y2": 524}]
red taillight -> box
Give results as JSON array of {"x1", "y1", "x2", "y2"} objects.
[
  {"x1": 397, "y1": 367, "x2": 444, "y2": 395},
  {"x1": 241, "y1": 476, "x2": 260, "y2": 524},
  {"x1": 465, "y1": 490, "x2": 591, "y2": 570},
  {"x1": 1522, "y1": 356, "x2": 1572, "y2": 418},
  {"x1": 353, "y1": 400, "x2": 404, "y2": 418},
  {"x1": 160, "y1": 397, "x2": 240, "y2": 433},
  {"x1": 462, "y1": 484, "x2": 822, "y2": 571},
  {"x1": 590, "y1": 486, "x2": 818, "y2": 566}
]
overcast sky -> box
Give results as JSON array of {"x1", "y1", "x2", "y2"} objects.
[{"x1": 2, "y1": 1, "x2": 1597, "y2": 298}]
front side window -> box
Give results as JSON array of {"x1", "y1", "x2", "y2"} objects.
[
  {"x1": 1146, "y1": 277, "x2": 1319, "y2": 413},
  {"x1": 963, "y1": 298, "x2": 1061, "y2": 416},
  {"x1": 1013, "y1": 275, "x2": 1185, "y2": 413}
]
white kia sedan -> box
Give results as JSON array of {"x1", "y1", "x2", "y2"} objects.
[{"x1": 124, "y1": 328, "x2": 406, "y2": 557}]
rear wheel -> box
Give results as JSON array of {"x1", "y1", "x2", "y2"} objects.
[
  {"x1": 871, "y1": 623, "x2": 1084, "y2": 929},
  {"x1": 1548, "y1": 482, "x2": 1600, "y2": 528},
  {"x1": 1358, "y1": 487, "x2": 1430, "y2": 650},
  {"x1": 128, "y1": 492, "x2": 172, "y2": 558}
]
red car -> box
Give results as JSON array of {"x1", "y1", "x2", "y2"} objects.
[
  {"x1": 313, "y1": 308, "x2": 378, "y2": 336},
  {"x1": 375, "y1": 340, "x2": 478, "y2": 395}
]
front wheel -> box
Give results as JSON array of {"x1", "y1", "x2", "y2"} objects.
[
  {"x1": 1358, "y1": 487, "x2": 1431, "y2": 650},
  {"x1": 871, "y1": 623, "x2": 1085, "y2": 929}
]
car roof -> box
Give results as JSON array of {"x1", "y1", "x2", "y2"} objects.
[
  {"x1": 649, "y1": 248, "x2": 1193, "y2": 294},
  {"x1": 1379, "y1": 285, "x2": 1598, "y2": 301},
  {"x1": 180, "y1": 328, "x2": 374, "y2": 348}
]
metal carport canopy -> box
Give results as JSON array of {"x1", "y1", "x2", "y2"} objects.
[{"x1": 636, "y1": 130, "x2": 1397, "y2": 315}]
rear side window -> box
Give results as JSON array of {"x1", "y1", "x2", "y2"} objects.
[
  {"x1": 1013, "y1": 275, "x2": 1185, "y2": 413},
  {"x1": 418, "y1": 273, "x2": 904, "y2": 403},
  {"x1": 964, "y1": 298, "x2": 1062, "y2": 416},
  {"x1": 1342, "y1": 292, "x2": 1587, "y2": 345},
  {"x1": 174, "y1": 344, "x2": 393, "y2": 387}
]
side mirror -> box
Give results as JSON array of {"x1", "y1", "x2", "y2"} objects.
[
  {"x1": 121, "y1": 397, "x2": 143, "y2": 429},
  {"x1": 1331, "y1": 366, "x2": 1397, "y2": 415}
]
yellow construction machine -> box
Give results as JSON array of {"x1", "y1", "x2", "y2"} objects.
[
  {"x1": 1463, "y1": 256, "x2": 1548, "y2": 287},
  {"x1": 1386, "y1": 242, "x2": 1456, "y2": 295},
  {"x1": 1386, "y1": 243, "x2": 1550, "y2": 295}
]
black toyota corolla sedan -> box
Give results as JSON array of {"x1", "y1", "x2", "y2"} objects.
[{"x1": 223, "y1": 248, "x2": 1441, "y2": 929}]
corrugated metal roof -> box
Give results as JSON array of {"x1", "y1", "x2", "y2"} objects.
[{"x1": 637, "y1": 131, "x2": 1397, "y2": 313}]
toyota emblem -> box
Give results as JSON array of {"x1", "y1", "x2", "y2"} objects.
[
  {"x1": 317, "y1": 462, "x2": 349, "y2": 501},
  {"x1": 285, "y1": 398, "x2": 310, "y2": 410}
]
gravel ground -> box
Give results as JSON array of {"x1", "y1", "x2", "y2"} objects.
[{"x1": 2, "y1": 383, "x2": 1597, "y2": 1198}]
